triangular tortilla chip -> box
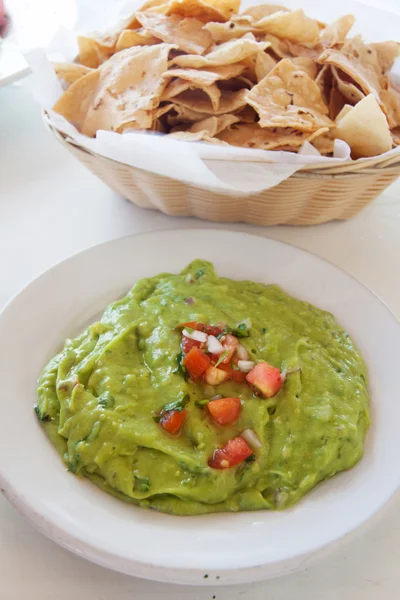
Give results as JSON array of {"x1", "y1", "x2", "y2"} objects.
[
  {"x1": 53, "y1": 69, "x2": 101, "y2": 129},
  {"x1": 380, "y1": 85, "x2": 400, "y2": 128},
  {"x1": 172, "y1": 34, "x2": 269, "y2": 68},
  {"x1": 289, "y1": 57, "x2": 318, "y2": 80},
  {"x1": 253, "y1": 9, "x2": 320, "y2": 47},
  {"x1": 135, "y1": 11, "x2": 212, "y2": 54},
  {"x1": 320, "y1": 15, "x2": 355, "y2": 48},
  {"x1": 55, "y1": 44, "x2": 174, "y2": 136},
  {"x1": 53, "y1": 62, "x2": 93, "y2": 90},
  {"x1": 217, "y1": 122, "x2": 328, "y2": 150},
  {"x1": 161, "y1": 78, "x2": 221, "y2": 109},
  {"x1": 163, "y1": 63, "x2": 245, "y2": 87},
  {"x1": 242, "y1": 4, "x2": 290, "y2": 21},
  {"x1": 318, "y1": 37, "x2": 385, "y2": 109},
  {"x1": 371, "y1": 41, "x2": 400, "y2": 74},
  {"x1": 315, "y1": 64, "x2": 332, "y2": 105},
  {"x1": 189, "y1": 113, "x2": 239, "y2": 135},
  {"x1": 77, "y1": 36, "x2": 114, "y2": 68},
  {"x1": 165, "y1": 0, "x2": 229, "y2": 23},
  {"x1": 310, "y1": 131, "x2": 335, "y2": 155},
  {"x1": 203, "y1": 21, "x2": 255, "y2": 44},
  {"x1": 115, "y1": 29, "x2": 160, "y2": 51},
  {"x1": 329, "y1": 79, "x2": 347, "y2": 119},
  {"x1": 334, "y1": 93, "x2": 392, "y2": 157},
  {"x1": 166, "y1": 104, "x2": 211, "y2": 126},
  {"x1": 172, "y1": 88, "x2": 247, "y2": 115},
  {"x1": 331, "y1": 66, "x2": 365, "y2": 104},
  {"x1": 245, "y1": 59, "x2": 332, "y2": 132},
  {"x1": 253, "y1": 51, "x2": 277, "y2": 81}
]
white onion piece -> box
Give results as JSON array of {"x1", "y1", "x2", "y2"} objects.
[
  {"x1": 237, "y1": 360, "x2": 255, "y2": 373},
  {"x1": 182, "y1": 328, "x2": 208, "y2": 343},
  {"x1": 241, "y1": 429, "x2": 262, "y2": 449},
  {"x1": 236, "y1": 344, "x2": 249, "y2": 360},
  {"x1": 210, "y1": 395, "x2": 222, "y2": 401},
  {"x1": 207, "y1": 335, "x2": 224, "y2": 355}
]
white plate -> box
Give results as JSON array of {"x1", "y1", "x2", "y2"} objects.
[{"x1": 0, "y1": 230, "x2": 399, "y2": 585}]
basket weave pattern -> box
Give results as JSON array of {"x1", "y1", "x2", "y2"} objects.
[{"x1": 49, "y1": 122, "x2": 400, "y2": 226}]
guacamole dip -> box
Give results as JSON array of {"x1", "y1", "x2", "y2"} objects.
[{"x1": 36, "y1": 260, "x2": 370, "y2": 515}]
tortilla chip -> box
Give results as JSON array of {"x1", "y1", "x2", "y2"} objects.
[
  {"x1": 172, "y1": 34, "x2": 269, "y2": 68},
  {"x1": 263, "y1": 34, "x2": 292, "y2": 59},
  {"x1": 391, "y1": 127, "x2": 400, "y2": 146},
  {"x1": 254, "y1": 51, "x2": 277, "y2": 81},
  {"x1": 163, "y1": 63, "x2": 246, "y2": 87},
  {"x1": 318, "y1": 37, "x2": 385, "y2": 107},
  {"x1": 172, "y1": 87, "x2": 247, "y2": 115},
  {"x1": 77, "y1": 36, "x2": 114, "y2": 68},
  {"x1": 162, "y1": 78, "x2": 221, "y2": 109},
  {"x1": 135, "y1": 11, "x2": 212, "y2": 54},
  {"x1": 320, "y1": 15, "x2": 355, "y2": 48},
  {"x1": 53, "y1": 69, "x2": 101, "y2": 129},
  {"x1": 380, "y1": 86, "x2": 400, "y2": 128},
  {"x1": 329, "y1": 79, "x2": 347, "y2": 119},
  {"x1": 289, "y1": 57, "x2": 318, "y2": 80},
  {"x1": 166, "y1": 104, "x2": 211, "y2": 126},
  {"x1": 331, "y1": 66, "x2": 365, "y2": 104},
  {"x1": 315, "y1": 64, "x2": 332, "y2": 105},
  {"x1": 165, "y1": 0, "x2": 229, "y2": 23},
  {"x1": 55, "y1": 44, "x2": 174, "y2": 136},
  {"x1": 310, "y1": 131, "x2": 335, "y2": 155},
  {"x1": 242, "y1": 4, "x2": 290, "y2": 21},
  {"x1": 205, "y1": 0, "x2": 240, "y2": 19},
  {"x1": 53, "y1": 62, "x2": 93, "y2": 90},
  {"x1": 234, "y1": 105, "x2": 258, "y2": 122},
  {"x1": 189, "y1": 113, "x2": 239, "y2": 135},
  {"x1": 245, "y1": 59, "x2": 332, "y2": 132},
  {"x1": 253, "y1": 9, "x2": 321, "y2": 47},
  {"x1": 115, "y1": 29, "x2": 160, "y2": 51},
  {"x1": 371, "y1": 41, "x2": 400, "y2": 74},
  {"x1": 217, "y1": 122, "x2": 327, "y2": 150},
  {"x1": 334, "y1": 93, "x2": 392, "y2": 157},
  {"x1": 203, "y1": 21, "x2": 254, "y2": 43}
]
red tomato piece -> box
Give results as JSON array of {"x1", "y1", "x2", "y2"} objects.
[
  {"x1": 218, "y1": 363, "x2": 246, "y2": 384},
  {"x1": 197, "y1": 323, "x2": 224, "y2": 337},
  {"x1": 246, "y1": 362, "x2": 282, "y2": 398},
  {"x1": 181, "y1": 336, "x2": 201, "y2": 355},
  {"x1": 183, "y1": 347, "x2": 211, "y2": 379},
  {"x1": 221, "y1": 334, "x2": 239, "y2": 363},
  {"x1": 207, "y1": 397, "x2": 241, "y2": 426},
  {"x1": 160, "y1": 409, "x2": 187, "y2": 435},
  {"x1": 208, "y1": 436, "x2": 253, "y2": 469}
]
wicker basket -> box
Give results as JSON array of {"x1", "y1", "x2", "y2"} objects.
[{"x1": 47, "y1": 120, "x2": 400, "y2": 226}]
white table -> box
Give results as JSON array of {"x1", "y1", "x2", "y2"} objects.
[{"x1": 1, "y1": 72, "x2": 400, "y2": 599}]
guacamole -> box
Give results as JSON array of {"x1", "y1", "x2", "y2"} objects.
[{"x1": 36, "y1": 260, "x2": 370, "y2": 515}]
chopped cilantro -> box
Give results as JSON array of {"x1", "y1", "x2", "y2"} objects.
[
  {"x1": 195, "y1": 399, "x2": 210, "y2": 407},
  {"x1": 195, "y1": 268, "x2": 206, "y2": 279},
  {"x1": 261, "y1": 327, "x2": 267, "y2": 334},
  {"x1": 173, "y1": 351, "x2": 188, "y2": 380},
  {"x1": 134, "y1": 474, "x2": 150, "y2": 493},
  {"x1": 245, "y1": 454, "x2": 256, "y2": 462},
  {"x1": 163, "y1": 392, "x2": 190, "y2": 413},
  {"x1": 34, "y1": 405, "x2": 51, "y2": 422},
  {"x1": 215, "y1": 350, "x2": 229, "y2": 367}
]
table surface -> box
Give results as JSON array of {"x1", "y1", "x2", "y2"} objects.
[{"x1": 1, "y1": 12, "x2": 400, "y2": 597}]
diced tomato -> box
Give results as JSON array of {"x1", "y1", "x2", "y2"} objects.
[
  {"x1": 207, "y1": 397, "x2": 241, "y2": 426},
  {"x1": 160, "y1": 409, "x2": 187, "y2": 435},
  {"x1": 246, "y1": 362, "x2": 282, "y2": 398},
  {"x1": 221, "y1": 334, "x2": 239, "y2": 363},
  {"x1": 218, "y1": 363, "x2": 247, "y2": 384},
  {"x1": 183, "y1": 347, "x2": 211, "y2": 379},
  {"x1": 209, "y1": 436, "x2": 253, "y2": 469},
  {"x1": 204, "y1": 365, "x2": 230, "y2": 386},
  {"x1": 197, "y1": 323, "x2": 223, "y2": 337},
  {"x1": 181, "y1": 336, "x2": 201, "y2": 355}
]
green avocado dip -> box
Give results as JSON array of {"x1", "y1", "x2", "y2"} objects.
[{"x1": 36, "y1": 260, "x2": 370, "y2": 515}]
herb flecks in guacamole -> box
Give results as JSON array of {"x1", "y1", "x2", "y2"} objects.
[{"x1": 36, "y1": 260, "x2": 370, "y2": 515}]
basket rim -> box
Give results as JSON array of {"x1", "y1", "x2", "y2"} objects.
[{"x1": 44, "y1": 111, "x2": 400, "y2": 177}]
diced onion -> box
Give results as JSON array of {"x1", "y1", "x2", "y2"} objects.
[
  {"x1": 210, "y1": 395, "x2": 222, "y2": 401},
  {"x1": 237, "y1": 360, "x2": 255, "y2": 373},
  {"x1": 182, "y1": 328, "x2": 208, "y2": 343},
  {"x1": 236, "y1": 344, "x2": 249, "y2": 360},
  {"x1": 241, "y1": 429, "x2": 262, "y2": 449},
  {"x1": 207, "y1": 335, "x2": 224, "y2": 355}
]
